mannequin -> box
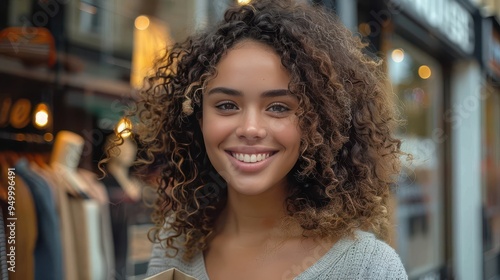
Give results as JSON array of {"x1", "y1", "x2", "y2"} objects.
[
  {"x1": 50, "y1": 130, "x2": 108, "y2": 280},
  {"x1": 106, "y1": 136, "x2": 141, "y2": 202},
  {"x1": 103, "y1": 135, "x2": 142, "y2": 279},
  {"x1": 51, "y1": 131, "x2": 89, "y2": 197}
]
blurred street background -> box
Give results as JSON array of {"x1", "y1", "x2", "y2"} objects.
[{"x1": 1, "y1": 0, "x2": 500, "y2": 279}]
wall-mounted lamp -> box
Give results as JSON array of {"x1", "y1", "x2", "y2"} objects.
[{"x1": 115, "y1": 117, "x2": 133, "y2": 138}]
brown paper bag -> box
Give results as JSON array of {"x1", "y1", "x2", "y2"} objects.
[{"x1": 144, "y1": 268, "x2": 197, "y2": 280}]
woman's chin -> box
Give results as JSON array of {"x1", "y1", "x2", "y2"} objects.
[{"x1": 226, "y1": 179, "x2": 285, "y2": 197}]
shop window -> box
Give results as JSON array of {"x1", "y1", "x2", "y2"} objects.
[
  {"x1": 482, "y1": 82, "x2": 500, "y2": 254},
  {"x1": 386, "y1": 35, "x2": 445, "y2": 277}
]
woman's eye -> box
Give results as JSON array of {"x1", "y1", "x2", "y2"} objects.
[
  {"x1": 215, "y1": 102, "x2": 238, "y2": 110},
  {"x1": 268, "y1": 103, "x2": 289, "y2": 113}
]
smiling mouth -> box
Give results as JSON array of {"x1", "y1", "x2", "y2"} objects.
[{"x1": 229, "y1": 152, "x2": 276, "y2": 163}]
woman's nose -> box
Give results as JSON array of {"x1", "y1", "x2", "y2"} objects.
[{"x1": 235, "y1": 111, "x2": 267, "y2": 140}]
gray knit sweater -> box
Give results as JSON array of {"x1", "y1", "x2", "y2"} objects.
[{"x1": 146, "y1": 230, "x2": 407, "y2": 279}]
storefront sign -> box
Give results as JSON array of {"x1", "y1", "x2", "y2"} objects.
[{"x1": 391, "y1": 0, "x2": 475, "y2": 54}]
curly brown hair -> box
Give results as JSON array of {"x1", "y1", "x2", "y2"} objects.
[{"x1": 126, "y1": 0, "x2": 402, "y2": 261}]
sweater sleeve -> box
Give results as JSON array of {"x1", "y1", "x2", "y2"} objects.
[
  {"x1": 350, "y1": 233, "x2": 408, "y2": 279},
  {"x1": 363, "y1": 240, "x2": 408, "y2": 279}
]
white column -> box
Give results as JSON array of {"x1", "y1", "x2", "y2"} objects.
[
  {"x1": 194, "y1": 0, "x2": 209, "y2": 30},
  {"x1": 451, "y1": 60, "x2": 483, "y2": 280},
  {"x1": 336, "y1": 0, "x2": 357, "y2": 32}
]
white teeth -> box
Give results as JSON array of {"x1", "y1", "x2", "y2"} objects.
[
  {"x1": 231, "y1": 153, "x2": 271, "y2": 163},
  {"x1": 250, "y1": 154, "x2": 256, "y2": 163}
]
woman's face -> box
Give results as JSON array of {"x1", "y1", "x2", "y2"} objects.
[{"x1": 200, "y1": 40, "x2": 301, "y2": 196}]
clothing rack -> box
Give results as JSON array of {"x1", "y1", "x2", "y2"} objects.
[
  {"x1": 0, "y1": 132, "x2": 53, "y2": 152},
  {"x1": 0, "y1": 151, "x2": 115, "y2": 280}
]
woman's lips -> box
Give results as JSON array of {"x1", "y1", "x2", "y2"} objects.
[{"x1": 225, "y1": 151, "x2": 276, "y2": 173}]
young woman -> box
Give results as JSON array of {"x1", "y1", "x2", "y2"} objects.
[{"x1": 129, "y1": 0, "x2": 407, "y2": 279}]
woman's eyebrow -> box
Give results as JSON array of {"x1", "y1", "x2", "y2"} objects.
[
  {"x1": 206, "y1": 87, "x2": 291, "y2": 97},
  {"x1": 261, "y1": 89, "x2": 291, "y2": 98},
  {"x1": 207, "y1": 87, "x2": 242, "y2": 96}
]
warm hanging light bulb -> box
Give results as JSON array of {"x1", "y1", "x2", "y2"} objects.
[
  {"x1": 116, "y1": 117, "x2": 133, "y2": 138},
  {"x1": 391, "y1": 49, "x2": 405, "y2": 63},
  {"x1": 238, "y1": 0, "x2": 252, "y2": 5},
  {"x1": 418, "y1": 65, "x2": 432, "y2": 79},
  {"x1": 33, "y1": 103, "x2": 50, "y2": 129},
  {"x1": 135, "y1": 15, "x2": 150, "y2": 30}
]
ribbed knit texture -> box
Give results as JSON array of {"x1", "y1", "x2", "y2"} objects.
[{"x1": 146, "y1": 230, "x2": 408, "y2": 279}]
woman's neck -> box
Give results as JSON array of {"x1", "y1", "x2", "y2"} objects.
[{"x1": 217, "y1": 184, "x2": 297, "y2": 240}]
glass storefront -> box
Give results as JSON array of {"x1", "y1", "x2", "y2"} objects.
[
  {"x1": 1, "y1": 1, "x2": 232, "y2": 278},
  {"x1": 2, "y1": 0, "x2": 234, "y2": 146},
  {"x1": 482, "y1": 80, "x2": 500, "y2": 277},
  {"x1": 7, "y1": 0, "x2": 229, "y2": 78},
  {"x1": 385, "y1": 35, "x2": 445, "y2": 278}
]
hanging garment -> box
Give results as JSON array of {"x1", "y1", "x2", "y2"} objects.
[
  {"x1": 40, "y1": 164, "x2": 79, "y2": 280},
  {"x1": 30, "y1": 163, "x2": 59, "y2": 209},
  {"x1": 0, "y1": 207, "x2": 9, "y2": 280},
  {"x1": 15, "y1": 158, "x2": 63, "y2": 280},
  {"x1": 79, "y1": 168, "x2": 115, "y2": 280},
  {"x1": 67, "y1": 197, "x2": 106, "y2": 280},
  {"x1": 51, "y1": 165, "x2": 109, "y2": 280},
  {"x1": 0, "y1": 173, "x2": 37, "y2": 280}
]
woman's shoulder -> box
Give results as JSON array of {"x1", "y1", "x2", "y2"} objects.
[
  {"x1": 350, "y1": 231, "x2": 403, "y2": 259},
  {"x1": 298, "y1": 230, "x2": 407, "y2": 279},
  {"x1": 336, "y1": 230, "x2": 408, "y2": 279}
]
